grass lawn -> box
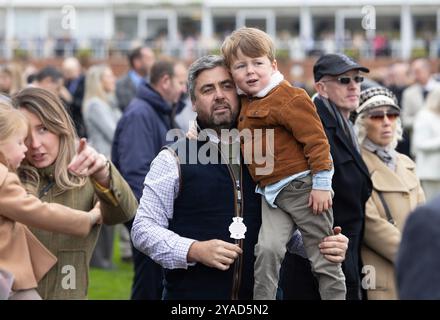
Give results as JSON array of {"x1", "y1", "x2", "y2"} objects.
[{"x1": 88, "y1": 229, "x2": 133, "y2": 300}]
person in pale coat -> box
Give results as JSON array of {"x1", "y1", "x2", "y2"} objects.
[
  {"x1": 354, "y1": 87, "x2": 425, "y2": 300},
  {"x1": 83, "y1": 65, "x2": 121, "y2": 158},
  {"x1": 83, "y1": 64, "x2": 122, "y2": 269},
  {"x1": 401, "y1": 58, "x2": 440, "y2": 155},
  {"x1": 413, "y1": 87, "x2": 440, "y2": 201}
]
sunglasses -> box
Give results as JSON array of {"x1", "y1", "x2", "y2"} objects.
[
  {"x1": 322, "y1": 75, "x2": 364, "y2": 85},
  {"x1": 367, "y1": 109, "x2": 400, "y2": 121}
]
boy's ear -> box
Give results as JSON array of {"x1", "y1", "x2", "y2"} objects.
[{"x1": 272, "y1": 59, "x2": 278, "y2": 71}]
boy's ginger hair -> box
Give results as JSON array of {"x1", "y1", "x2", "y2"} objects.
[{"x1": 221, "y1": 27, "x2": 276, "y2": 69}]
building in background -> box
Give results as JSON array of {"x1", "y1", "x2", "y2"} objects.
[{"x1": 0, "y1": 0, "x2": 439, "y2": 60}]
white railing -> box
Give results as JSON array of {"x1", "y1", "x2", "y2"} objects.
[{"x1": 1, "y1": 37, "x2": 439, "y2": 61}]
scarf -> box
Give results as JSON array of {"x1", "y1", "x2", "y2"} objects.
[
  {"x1": 319, "y1": 96, "x2": 360, "y2": 153},
  {"x1": 363, "y1": 137, "x2": 397, "y2": 171}
]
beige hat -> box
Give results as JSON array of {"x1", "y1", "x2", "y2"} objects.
[{"x1": 357, "y1": 86, "x2": 399, "y2": 115}]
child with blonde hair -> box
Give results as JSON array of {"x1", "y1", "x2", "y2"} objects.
[
  {"x1": 221, "y1": 27, "x2": 346, "y2": 300},
  {"x1": 0, "y1": 101, "x2": 101, "y2": 300}
]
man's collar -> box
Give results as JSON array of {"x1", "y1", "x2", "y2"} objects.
[
  {"x1": 425, "y1": 78, "x2": 439, "y2": 91},
  {"x1": 129, "y1": 70, "x2": 144, "y2": 88}
]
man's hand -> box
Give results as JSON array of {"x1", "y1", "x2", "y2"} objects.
[
  {"x1": 319, "y1": 226, "x2": 349, "y2": 263},
  {"x1": 308, "y1": 189, "x2": 333, "y2": 214},
  {"x1": 187, "y1": 239, "x2": 242, "y2": 271}
]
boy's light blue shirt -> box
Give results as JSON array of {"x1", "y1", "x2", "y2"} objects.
[
  {"x1": 128, "y1": 70, "x2": 144, "y2": 89},
  {"x1": 256, "y1": 167, "x2": 334, "y2": 208}
]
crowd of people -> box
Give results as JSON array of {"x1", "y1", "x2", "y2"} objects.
[{"x1": 1, "y1": 26, "x2": 440, "y2": 300}]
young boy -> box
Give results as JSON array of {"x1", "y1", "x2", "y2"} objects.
[{"x1": 221, "y1": 27, "x2": 346, "y2": 300}]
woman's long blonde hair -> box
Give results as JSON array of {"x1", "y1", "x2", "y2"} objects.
[
  {"x1": 0, "y1": 63, "x2": 25, "y2": 95},
  {"x1": 12, "y1": 87, "x2": 86, "y2": 191},
  {"x1": 0, "y1": 100, "x2": 29, "y2": 170},
  {"x1": 83, "y1": 64, "x2": 115, "y2": 114}
]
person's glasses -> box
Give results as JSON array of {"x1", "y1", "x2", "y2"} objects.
[
  {"x1": 322, "y1": 75, "x2": 364, "y2": 85},
  {"x1": 367, "y1": 109, "x2": 400, "y2": 121}
]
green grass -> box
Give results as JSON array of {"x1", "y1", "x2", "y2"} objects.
[{"x1": 88, "y1": 230, "x2": 134, "y2": 300}]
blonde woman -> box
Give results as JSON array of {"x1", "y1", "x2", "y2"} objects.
[
  {"x1": 83, "y1": 65, "x2": 121, "y2": 158},
  {"x1": 0, "y1": 100, "x2": 101, "y2": 300},
  {"x1": 12, "y1": 87, "x2": 137, "y2": 299},
  {"x1": 0, "y1": 64, "x2": 25, "y2": 96},
  {"x1": 413, "y1": 87, "x2": 440, "y2": 201},
  {"x1": 354, "y1": 87, "x2": 425, "y2": 299},
  {"x1": 83, "y1": 64, "x2": 123, "y2": 269}
]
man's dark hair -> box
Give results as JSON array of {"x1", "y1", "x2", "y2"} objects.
[
  {"x1": 128, "y1": 46, "x2": 145, "y2": 69},
  {"x1": 150, "y1": 58, "x2": 178, "y2": 86},
  {"x1": 35, "y1": 66, "x2": 63, "y2": 83},
  {"x1": 27, "y1": 73, "x2": 36, "y2": 84}
]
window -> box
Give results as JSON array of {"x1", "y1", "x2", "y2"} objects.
[
  {"x1": 146, "y1": 18, "x2": 168, "y2": 41},
  {"x1": 14, "y1": 10, "x2": 41, "y2": 38},
  {"x1": 115, "y1": 16, "x2": 138, "y2": 40},
  {"x1": 244, "y1": 18, "x2": 266, "y2": 31},
  {"x1": 178, "y1": 16, "x2": 200, "y2": 39},
  {"x1": 0, "y1": 10, "x2": 5, "y2": 38},
  {"x1": 276, "y1": 16, "x2": 299, "y2": 39},
  {"x1": 213, "y1": 16, "x2": 235, "y2": 39}
]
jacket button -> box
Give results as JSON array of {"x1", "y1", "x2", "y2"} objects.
[
  {"x1": 239, "y1": 116, "x2": 243, "y2": 121},
  {"x1": 253, "y1": 111, "x2": 258, "y2": 115}
]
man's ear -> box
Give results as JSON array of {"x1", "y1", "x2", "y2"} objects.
[
  {"x1": 160, "y1": 74, "x2": 171, "y2": 89},
  {"x1": 133, "y1": 58, "x2": 140, "y2": 72},
  {"x1": 314, "y1": 81, "x2": 328, "y2": 98}
]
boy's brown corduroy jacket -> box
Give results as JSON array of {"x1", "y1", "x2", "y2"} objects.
[{"x1": 237, "y1": 80, "x2": 332, "y2": 187}]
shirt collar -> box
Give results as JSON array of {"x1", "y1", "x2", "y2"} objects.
[
  {"x1": 129, "y1": 70, "x2": 144, "y2": 88},
  {"x1": 424, "y1": 78, "x2": 438, "y2": 91}
]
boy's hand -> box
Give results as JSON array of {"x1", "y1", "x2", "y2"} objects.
[
  {"x1": 308, "y1": 189, "x2": 333, "y2": 214},
  {"x1": 186, "y1": 120, "x2": 198, "y2": 140}
]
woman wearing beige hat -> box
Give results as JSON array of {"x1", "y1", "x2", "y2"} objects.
[{"x1": 354, "y1": 87, "x2": 425, "y2": 299}]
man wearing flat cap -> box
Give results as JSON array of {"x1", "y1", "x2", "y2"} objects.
[{"x1": 280, "y1": 54, "x2": 373, "y2": 300}]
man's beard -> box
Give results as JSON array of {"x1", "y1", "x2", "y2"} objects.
[{"x1": 197, "y1": 104, "x2": 238, "y2": 132}]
